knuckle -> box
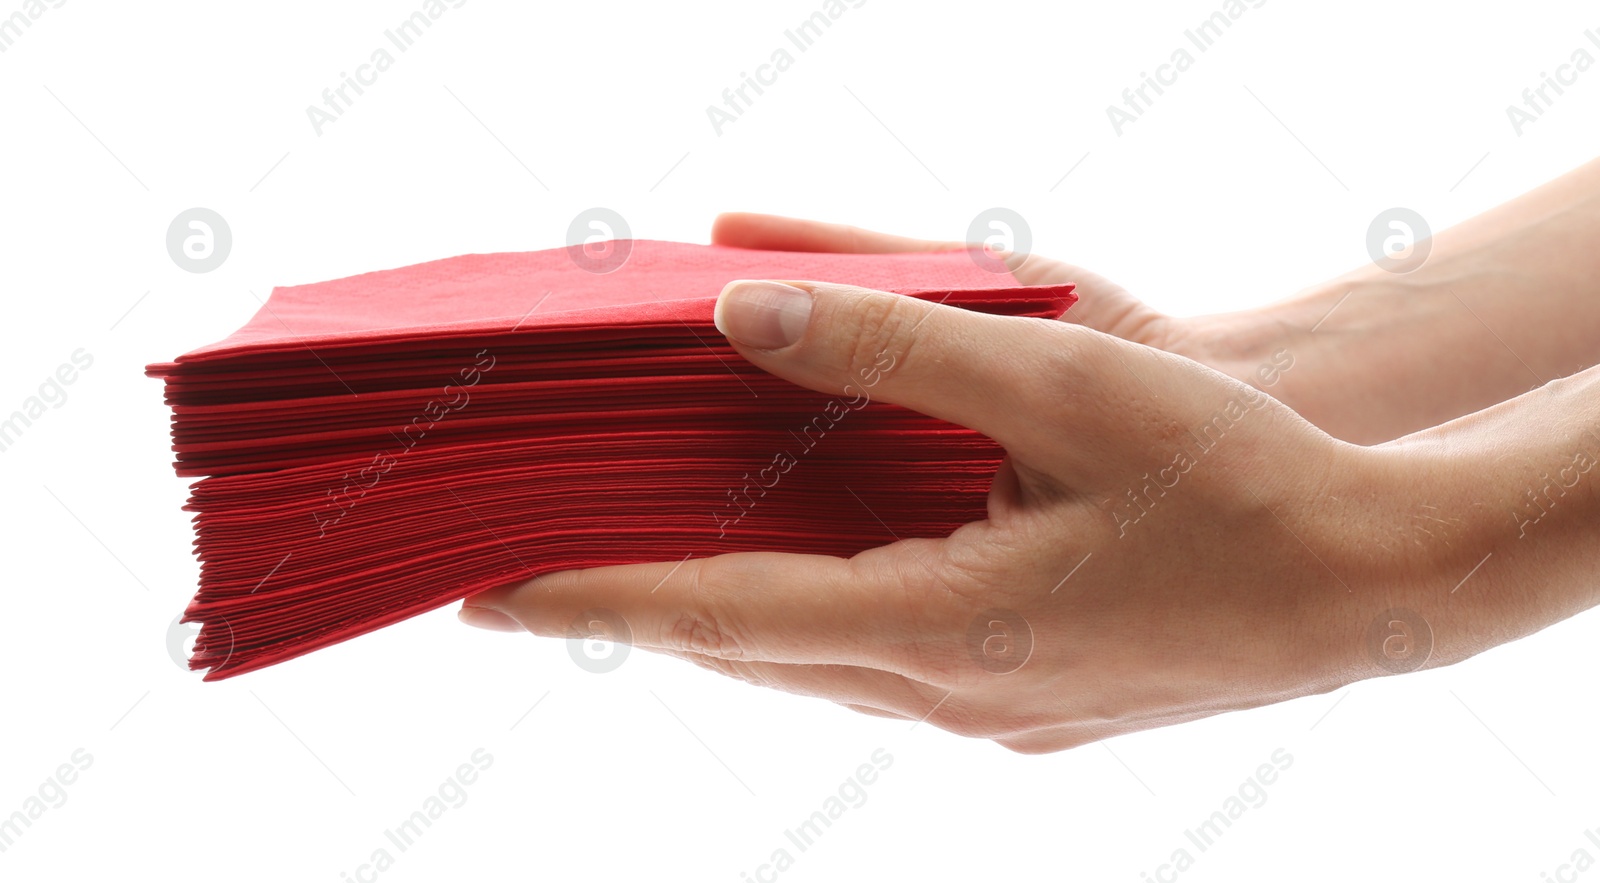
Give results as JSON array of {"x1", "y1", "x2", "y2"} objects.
[
  {"x1": 839, "y1": 292, "x2": 918, "y2": 388},
  {"x1": 1058, "y1": 322, "x2": 1117, "y2": 366},
  {"x1": 1040, "y1": 324, "x2": 1113, "y2": 390},
  {"x1": 847, "y1": 544, "x2": 982, "y2": 684},
  {"x1": 1031, "y1": 324, "x2": 1141, "y2": 435},
  {"x1": 665, "y1": 610, "x2": 746, "y2": 660}
]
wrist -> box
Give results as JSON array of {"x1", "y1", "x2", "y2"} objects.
[
  {"x1": 1188, "y1": 260, "x2": 1567, "y2": 444},
  {"x1": 1175, "y1": 278, "x2": 1462, "y2": 443},
  {"x1": 1337, "y1": 371, "x2": 1600, "y2": 677}
]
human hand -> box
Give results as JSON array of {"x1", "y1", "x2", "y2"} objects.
[
  {"x1": 708, "y1": 212, "x2": 1345, "y2": 440},
  {"x1": 459, "y1": 277, "x2": 1401, "y2": 752}
]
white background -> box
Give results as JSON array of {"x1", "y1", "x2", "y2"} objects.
[{"x1": 2, "y1": 1, "x2": 1598, "y2": 880}]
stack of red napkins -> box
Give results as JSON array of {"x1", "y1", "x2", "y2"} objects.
[{"x1": 150, "y1": 241, "x2": 1076, "y2": 680}]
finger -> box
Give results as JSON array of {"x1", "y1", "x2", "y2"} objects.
[
  {"x1": 1031, "y1": 261, "x2": 1170, "y2": 339},
  {"x1": 709, "y1": 214, "x2": 1176, "y2": 345},
  {"x1": 654, "y1": 650, "x2": 935, "y2": 717},
  {"x1": 712, "y1": 278, "x2": 1132, "y2": 466},
  {"x1": 995, "y1": 728, "x2": 1105, "y2": 755},
  {"x1": 992, "y1": 702, "x2": 1232, "y2": 754},
  {"x1": 842, "y1": 703, "x2": 911, "y2": 721},
  {"x1": 707, "y1": 212, "x2": 1123, "y2": 336},
  {"x1": 462, "y1": 549, "x2": 967, "y2": 675},
  {"x1": 713, "y1": 212, "x2": 1034, "y2": 276},
  {"x1": 712, "y1": 213, "x2": 968, "y2": 256}
]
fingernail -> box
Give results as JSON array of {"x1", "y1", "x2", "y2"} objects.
[
  {"x1": 458, "y1": 606, "x2": 525, "y2": 632},
  {"x1": 715, "y1": 281, "x2": 813, "y2": 349}
]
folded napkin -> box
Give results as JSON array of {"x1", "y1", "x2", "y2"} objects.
[{"x1": 151, "y1": 240, "x2": 1076, "y2": 680}]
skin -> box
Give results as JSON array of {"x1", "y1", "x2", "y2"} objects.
[{"x1": 459, "y1": 158, "x2": 1600, "y2": 753}]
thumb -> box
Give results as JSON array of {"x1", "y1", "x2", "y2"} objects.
[{"x1": 713, "y1": 279, "x2": 1092, "y2": 462}]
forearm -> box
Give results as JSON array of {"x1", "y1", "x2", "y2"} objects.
[
  {"x1": 1202, "y1": 157, "x2": 1600, "y2": 444},
  {"x1": 1347, "y1": 363, "x2": 1600, "y2": 674}
]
